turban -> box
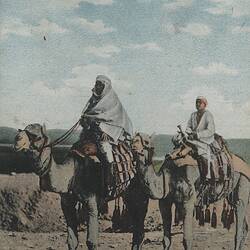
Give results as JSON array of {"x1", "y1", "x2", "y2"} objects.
[{"x1": 196, "y1": 96, "x2": 208, "y2": 106}]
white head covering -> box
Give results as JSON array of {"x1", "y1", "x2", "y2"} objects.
[
  {"x1": 82, "y1": 75, "x2": 133, "y2": 143},
  {"x1": 196, "y1": 96, "x2": 208, "y2": 106}
]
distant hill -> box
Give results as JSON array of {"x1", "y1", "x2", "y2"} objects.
[
  {"x1": 153, "y1": 134, "x2": 173, "y2": 158},
  {"x1": 0, "y1": 127, "x2": 81, "y2": 145},
  {"x1": 0, "y1": 127, "x2": 249, "y2": 163},
  {"x1": 0, "y1": 127, "x2": 17, "y2": 144}
]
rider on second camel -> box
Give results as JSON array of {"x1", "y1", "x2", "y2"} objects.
[{"x1": 185, "y1": 96, "x2": 220, "y2": 179}]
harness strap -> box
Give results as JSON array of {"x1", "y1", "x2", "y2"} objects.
[
  {"x1": 161, "y1": 168, "x2": 166, "y2": 199},
  {"x1": 45, "y1": 120, "x2": 80, "y2": 148}
]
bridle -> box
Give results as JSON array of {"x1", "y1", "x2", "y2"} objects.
[
  {"x1": 17, "y1": 120, "x2": 80, "y2": 177},
  {"x1": 134, "y1": 133, "x2": 154, "y2": 166}
]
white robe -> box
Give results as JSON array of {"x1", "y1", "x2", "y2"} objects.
[
  {"x1": 186, "y1": 110, "x2": 215, "y2": 144},
  {"x1": 82, "y1": 76, "x2": 133, "y2": 143},
  {"x1": 186, "y1": 110, "x2": 219, "y2": 178}
]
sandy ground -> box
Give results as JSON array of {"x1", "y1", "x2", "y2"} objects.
[
  {"x1": 0, "y1": 174, "x2": 249, "y2": 250},
  {"x1": 0, "y1": 226, "x2": 248, "y2": 250}
]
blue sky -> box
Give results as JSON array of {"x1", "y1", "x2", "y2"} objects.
[{"x1": 0, "y1": 0, "x2": 249, "y2": 138}]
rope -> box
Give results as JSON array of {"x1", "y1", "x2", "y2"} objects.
[{"x1": 45, "y1": 119, "x2": 80, "y2": 148}]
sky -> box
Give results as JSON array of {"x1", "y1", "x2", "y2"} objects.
[{"x1": 0, "y1": 0, "x2": 249, "y2": 138}]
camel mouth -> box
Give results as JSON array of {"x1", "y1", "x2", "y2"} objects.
[{"x1": 13, "y1": 142, "x2": 28, "y2": 152}]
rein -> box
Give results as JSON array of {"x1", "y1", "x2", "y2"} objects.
[
  {"x1": 22, "y1": 120, "x2": 80, "y2": 177},
  {"x1": 137, "y1": 134, "x2": 154, "y2": 165},
  {"x1": 45, "y1": 119, "x2": 80, "y2": 148}
]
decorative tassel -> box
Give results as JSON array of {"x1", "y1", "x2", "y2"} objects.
[
  {"x1": 223, "y1": 208, "x2": 229, "y2": 228},
  {"x1": 205, "y1": 206, "x2": 211, "y2": 223},
  {"x1": 226, "y1": 207, "x2": 234, "y2": 231},
  {"x1": 199, "y1": 208, "x2": 205, "y2": 226},
  {"x1": 229, "y1": 207, "x2": 234, "y2": 224},
  {"x1": 120, "y1": 204, "x2": 130, "y2": 232},
  {"x1": 211, "y1": 207, "x2": 217, "y2": 228},
  {"x1": 195, "y1": 206, "x2": 201, "y2": 221},
  {"x1": 174, "y1": 205, "x2": 180, "y2": 225},
  {"x1": 112, "y1": 198, "x2": 121, "y2": 231},
  {"x1": 221, "y1": 200, "x2": 227, "y2": 225}
]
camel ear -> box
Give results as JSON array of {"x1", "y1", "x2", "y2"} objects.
[
  {"x1": 134, "y1": 131, "x2": 139, "y2": 137},
  {"x1": 42, "y1": 123, "x2": 47, "y2": 135},
  {"x1": 150, "y1": 132, "x2": 156, "y2": 141}
]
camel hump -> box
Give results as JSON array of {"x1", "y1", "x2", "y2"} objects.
[{"x1": 232, "y1": 154, "x2": 250, "y2": 180}]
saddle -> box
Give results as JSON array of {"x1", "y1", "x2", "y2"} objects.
[
  {"x1": 106, "y1": 142, "x2": 135, "y2": 200},
  {"x1": 71, "y1": 140, "x2": 136, "y2": 201},
  {"x1": 169, "y1": 134, "x2": 233, "y2": 182}
]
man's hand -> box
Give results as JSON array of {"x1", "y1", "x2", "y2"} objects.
[
  {"x1": 188, "y1": 132, "x2": 198, "y2": 140},
  {"x1": 80, "y1": 115, "x2": 88, "y2": 127},
  {"x1": 101, "y1": 132, "x2": 109, "y2": 141}
]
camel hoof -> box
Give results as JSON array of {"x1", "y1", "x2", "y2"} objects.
[
  {"x1": 131, "y1": 244, "x2": 143, "y2": 250},
  {"x1": 67, "y1": 227, "x2": 78, "y2": 250},
  {"x1": 86, "y1": 241, "x2": 97, "y2": 250},
  {"x1": 162, "y1": 236, "x2": 171, "y2": 250},
  {"x1": 183, "y1": 239, "x2": 192, "y2": 250}
]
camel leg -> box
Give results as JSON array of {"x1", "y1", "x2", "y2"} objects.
[
  {"x1": 159, "y1": 197, "x2": 172, "y2": 250},
  {"x1": 182, "y1": 166, "x2": 197, "y2": 250},
  {"x1": 126, "y1": 180, "x2": 149, "y2": 250},
  {"x1": 239, "y1": 218, "x2": 248, "y2": 250},
  {"x1": 182, "y1": 197, "x2": 195, "y2": 250},
  {"x1": 234, "y1": 175, "x2": 250, "y2": 250},
  {"x1": 61, "y1": 193, "x2": 79, "y2": 250},
  {"x1": 84, "y1": 193, "x2": 99, "y2": 250}
]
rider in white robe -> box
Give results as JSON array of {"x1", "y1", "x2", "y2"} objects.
[
  {"x1": 80, "y1": 75, "x2": 133, "y2": 163},
  {"x1": 186, "y1": 96, "x2": 220, "y2": 178}
]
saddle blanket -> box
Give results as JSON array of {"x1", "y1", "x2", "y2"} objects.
[
  {"x1": 106, "y1": 142, "x2": 136, "y2": 199},
  {"x1": 169, "y1": 144, "x2": 233, "y2": 181},
  {"x1": 71, "y1": 140, "x2": 136, "y2": 200}
]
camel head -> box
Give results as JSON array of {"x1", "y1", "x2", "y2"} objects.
[
  {"x1": 14, "y1": 123, "x2": 48, "y2": 153},
  {"x1": 132, "y1": 132, "x2": 154, "y2": 165}
]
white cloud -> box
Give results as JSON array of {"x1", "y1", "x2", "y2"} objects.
[
  {"x1": 163, "y1": 0, "x2": 193, "y2": 12},
  {"x1": 46, "y1": 0, "x2": 84, "y2": 9},
  {"x1": 0, "y1": 64, "x2": 132, "y2": 129},
  {"x1": 34, "y1": 19, "x2": 67, "y2": 34},
  {"x1": 65, "y1": 64, "x2": 116, "y2": 91},
  {"x1": 232, "y1": 25, "x2": 250, "y2": 34},
  {"x1": 181, "y1": 23, "x2": 212, "y2": 36},
  {"x1": 81, "y1": 0, "x2": 113, "y2": 5},
  {"x1": 64, "y1": 64, "x2": 132, "y2": 95},
  {"x1": 163, "y1": 22, "x2": 211, "y2": 36},
  {"x1": 72, "y1": 17, "x2": 115, "y2": 34},
  {"x1": 206, "y1": 0, "x2": 250, "y2": 17},
  {"x1": 48, "y1": 0, "x2": 113, "y2": 8},
  {"x1": 163, "y1": 23, "x2": 178, "y2": 34},
  {"x1": 0, "y1": 18, "x2": 33, "y2": 39},
  {"x1": 192, "y1": 62, "x2": 239, "y2": 76},
  {"x1": 0, "y1": 18, "x2": 67, "y2": 39},
  {"x1": 126, "y1": 42, "x2": 162, "y2": 52},
  {"x1": 83, "y1": 45, "x2": 121, "y2": 58},
  {"x1": 137, "y1": 0, "x2": 152, "y2": 3}
]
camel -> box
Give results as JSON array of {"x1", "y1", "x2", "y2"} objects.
[
  {"x1": 134, "y1": 131, "x2": 250, "y2": 250},
  {"x1": 13, "y1": 124, "x2": 164, "y2": 250},
  {"x1": 14, "y1": 124, "x2": 250, "y2": 250}
]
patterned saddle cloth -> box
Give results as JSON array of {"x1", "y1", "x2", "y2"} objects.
[
  {"x1": 71, "y1": 140, "x2": 136, "y2": 200},
  {"x1": 169, "y1": 135, "x2": 233, "y2": 182},
  {"x1": 106, "y1": 142, "x2": 136, "y2": 200}
]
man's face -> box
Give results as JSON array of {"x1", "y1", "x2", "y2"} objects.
[
  {"x1": 94, "y1": 81, "x2": 105, "y2": 96},
  {"x1": 196, "y1": 99, "x2": 206, "y2": 111}
]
